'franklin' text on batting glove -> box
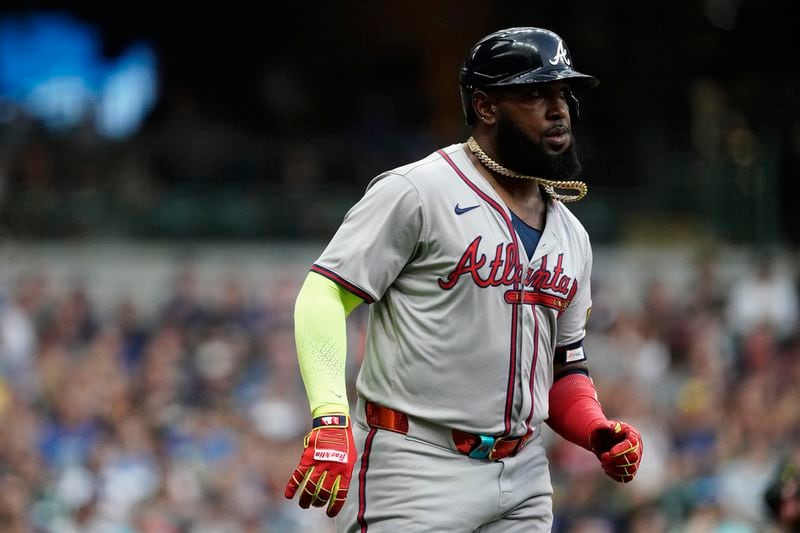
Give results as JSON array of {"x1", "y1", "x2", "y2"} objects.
[{"x1": 285, "y1": 414, "x2": 356, "y2": 517}]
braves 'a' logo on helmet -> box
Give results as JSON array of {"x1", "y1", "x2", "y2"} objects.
[{"x1": 549, "y1": 39, "x2": 570, "y2": 66}]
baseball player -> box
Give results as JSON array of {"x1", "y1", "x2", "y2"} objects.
[{"x1": 285, "y1": 27, "x2": 643, "y2": 532}]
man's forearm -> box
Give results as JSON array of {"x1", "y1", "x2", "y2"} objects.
[
  {"x1": 546, "y1": 372, "x2": 607, "y2": 450},
  {"x1": 294, "y1": 271, "x2": 363, "y2": 417}
]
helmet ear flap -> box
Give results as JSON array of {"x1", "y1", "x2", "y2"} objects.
[
  {"x1": 460, "y1": 86, "x2": 477, "y2": 126},
  {"x1": 568, "y1": 92, "x2": 581, "y2": 119}
]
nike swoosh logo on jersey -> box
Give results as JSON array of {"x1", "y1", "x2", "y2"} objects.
[{"x1": 454, "y1": 203, "x2": 480, "y2": 215}]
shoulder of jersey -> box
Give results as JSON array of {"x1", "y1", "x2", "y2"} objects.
[
  {"x1": 550, "y1": 199, "x2": 591, "y2": 244},
  {"x1": 366, "y1": 145, "x2": 461, "y2": 192},
  {"x1": 392, "y1": 150, "x2": 442, "y2": 175}
]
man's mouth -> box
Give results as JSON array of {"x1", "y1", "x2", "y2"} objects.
[{"x1": 545, "y1": 126, "x2": 570, "y2": 148}]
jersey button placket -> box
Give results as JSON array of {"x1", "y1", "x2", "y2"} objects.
[{"x1": 521, "y1": 264, "x2": 533, "y2": 326}]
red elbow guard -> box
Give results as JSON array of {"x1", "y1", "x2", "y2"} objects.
[{"x1": 547, "y1": 373, "x2": 608, "y2": 451}]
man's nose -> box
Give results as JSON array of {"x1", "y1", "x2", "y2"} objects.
[{"x1": 546, "y1": 95, "x2": 569, "y2": 120}]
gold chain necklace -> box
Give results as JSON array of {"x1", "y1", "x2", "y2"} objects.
[{"x1": 466, "y1": 137, "x2": 588, "y2": 203}]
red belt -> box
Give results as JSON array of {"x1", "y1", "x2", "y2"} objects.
[{"x1": 364, "y1": 401, "x2": 532, "y2": 461}]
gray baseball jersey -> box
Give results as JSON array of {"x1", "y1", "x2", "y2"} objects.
[{"x1": 312, "y1": 143, "x2": 592, "y2": 438}]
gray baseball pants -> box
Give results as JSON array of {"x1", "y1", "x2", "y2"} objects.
[{"x1": 336, "y1": 399, "x2": 553, "y2": 532}]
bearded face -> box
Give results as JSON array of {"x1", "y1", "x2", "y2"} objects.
[{"x1": 493, "y1": 109, "x2": 583, "y2": 181}]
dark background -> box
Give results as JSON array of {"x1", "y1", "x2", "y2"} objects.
[{"x1": 1, "y1": 0, "x2": 798, "y2": 244}]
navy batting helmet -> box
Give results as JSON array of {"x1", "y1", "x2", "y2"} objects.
[{"x1": 459, "y1": 27, "x2": 599, "y2": 126}]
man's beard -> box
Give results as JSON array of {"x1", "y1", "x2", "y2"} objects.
[{"x1": 493, "y1": 114, "x2": 582, "y2": 181}]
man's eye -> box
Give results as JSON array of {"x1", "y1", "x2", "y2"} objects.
[{"x1": 529, "y1": 90, "x2": 541, "y2": 98}]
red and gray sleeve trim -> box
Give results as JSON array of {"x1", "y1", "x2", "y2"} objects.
[{"x1": 311, "y1": 264, "x2": 376, "y2": 304}]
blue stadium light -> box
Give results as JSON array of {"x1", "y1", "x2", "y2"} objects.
[{"x1": 0, "y1": 11, "x2": 158, "y2": 138}]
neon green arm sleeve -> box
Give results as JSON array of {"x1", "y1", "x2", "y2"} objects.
[{"x1": 294, "y1": 271, "x2": 364, "y2": 417}]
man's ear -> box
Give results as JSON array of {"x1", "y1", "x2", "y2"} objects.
[{"x1": 472, "y1": 90, "x2": 497, "y2": 126}]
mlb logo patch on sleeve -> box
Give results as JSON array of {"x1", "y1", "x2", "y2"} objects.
[{"x1": 565, "y1": 345, "x2": 586, "y2": 363}]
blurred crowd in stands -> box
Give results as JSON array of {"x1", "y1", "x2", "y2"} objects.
[
  {"x1": 2, "y1": 248, "x2": 799, "y2": 532},
  {"x1": 0, "y1": 81, "x2": 434, "y2": 241}
]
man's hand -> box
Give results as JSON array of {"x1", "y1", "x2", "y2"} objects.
[
  {"x1": 285, "y1": 414, "x2": 356, "y2": 517},
  {"x1": 588, "y1": 420, "x2": 643, "y2": 483}
]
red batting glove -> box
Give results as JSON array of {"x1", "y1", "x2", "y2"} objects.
[
  {"x1": 588, "y1": 420, "x2": 643, "y2": 483},
  {"x1": 285, "y1": 414, "x2": 356, "y2": 517}
]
